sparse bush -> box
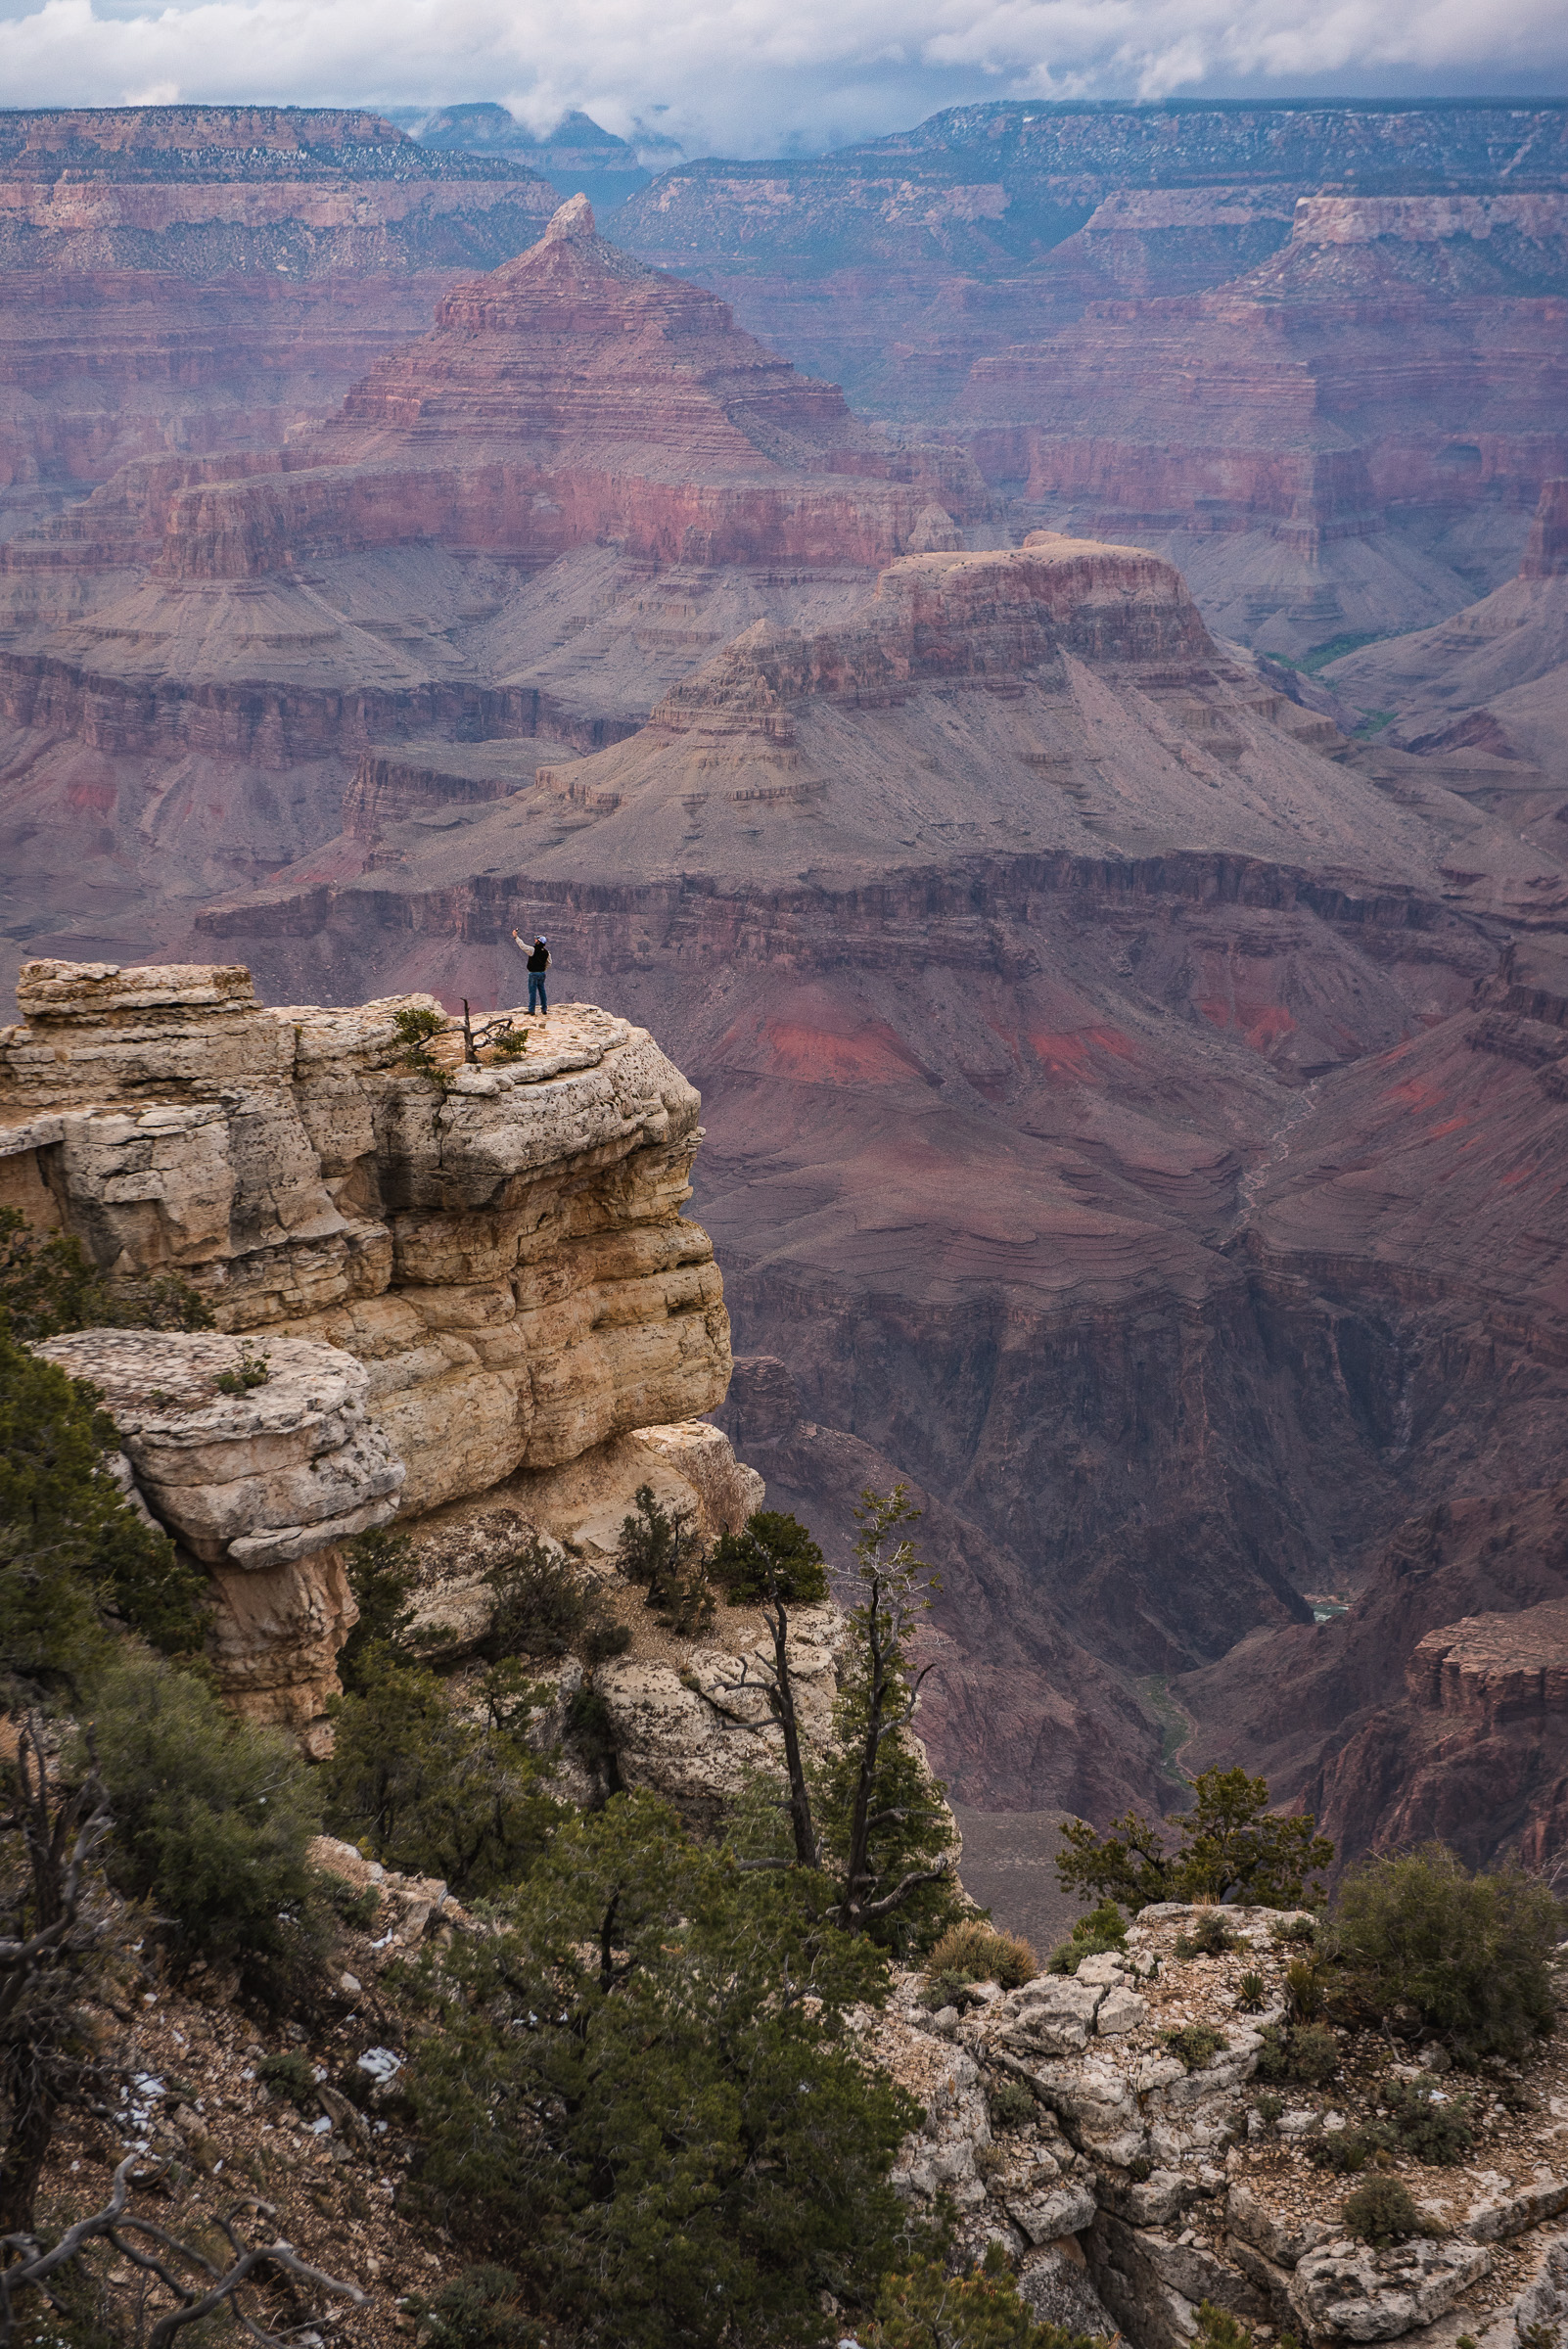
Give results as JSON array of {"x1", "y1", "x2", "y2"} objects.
[
  {"x1": 1343, "y1": 2177, "x2": 1425, "y2": 2248},
  {"x1": 1380, "y1": 2079, "x2": 1474, "y2": 2164},
  {"x1": 257, "y1": 2050, "x2": 319, "y2": 2110},
  {"x1": 1307, "y1": 2126, "x2": 1376, "y2": 2176},
  {"x1": 1331, "y1": 1846, "x2": 1560, "y2": 2063},
  {"x1": 1177, "y1": 1911, "x2": 1239, "y2": 1959},
  {"x1": 987, "y1": 2076, "x2": 1038, "y2": 2132},
  {"x1": 340, "y1": 1525, "x2": 423, "y2": 1690},
  {"x1": 710, "y1": 1509, "x2": 828, "y2": 1605},
  {"x1": 409, "y1": 2264, "x2": 539, "y2": 2349},
  {"x1": 867, "y1": 2248, "x2": 1109, "y2": 2349},
  {"x1": 927, "y1": 1919, "x2": 1038, "y2": 1991},
  {"x1": 0, "y1": 1205, "x2": 212, "y2": 1343},
  {"x1": 1271, "y1": 1914, "x2": 1317, "y2": 1947},
  {"x1": 1254, "y1": 2092, "x2": 1285, "y2": 2129},
  {"x1": 483, "y1": 1536, "x2": 624, "y2": 1664},
  {"x1": 323, "y1": 1645, "x2": 564, "y2": 1898},
  {"x1": 1237, "y1": 1970, "x2": 1266, "y2": 2010},
  {"x1": 1256, "y1": 2020, "x2": 1340, "y2": 2088},
  {"x1": 583, "y1": 1617, "x2": 632, "y2": 1664},
  {"x1": 1162, "y1": 2024, "x2": 1226, "y2": 2072},
  {"x1": 921, "y1": 1967, "x2": 974, "y2": 2012},
  {"x1": 214, "y1": 1340, "x2": 270, "y2": 1394},
  {"x1": 1048, "y1": 1900, "x2": 1127, "y2": 1974},
  {"x1": 615, "y1": 1483, "x2": 714, "y2": 1635},
  {"x1": 1285, "y1": 1957, "x2": 1326, "y2": 2019},
  {"x1": 88, "y1": 1649, "x2": 324, "y2": 1988},
  {"x1": 1192, "y1": 2305, "x2": 1255, "y2": 2349}
]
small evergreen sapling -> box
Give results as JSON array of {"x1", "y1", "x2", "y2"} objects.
[{"x1": 614, "y1": 1483, "x2": 713, "y2": 1635}]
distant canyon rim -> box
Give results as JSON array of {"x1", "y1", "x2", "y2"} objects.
[{"x1": 6, "y1": 98, "x2": 1568, "y2": 1878}]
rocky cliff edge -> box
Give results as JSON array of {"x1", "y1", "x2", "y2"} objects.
[{"x1": 1, "y1": 958, "x2": 740, "y2": 1739}]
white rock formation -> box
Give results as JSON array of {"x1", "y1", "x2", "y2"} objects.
[{"x1": 35, "y1": 1328, "x2": 404, "y2": 1738}]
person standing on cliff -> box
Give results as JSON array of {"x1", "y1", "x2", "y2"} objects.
[{"x1": 512, "y1": 930, "x2": 550, "y2": 1015}]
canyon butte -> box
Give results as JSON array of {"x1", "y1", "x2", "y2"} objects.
[{"x1": 5, "y1": 102, "x2": 1568, "y2": 1885}]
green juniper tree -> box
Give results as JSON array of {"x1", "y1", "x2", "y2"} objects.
[
  {"x1": 0, "y1": 1327, "x2": 208, "y2": 1695},
  {"x1": 323, "y1": 1643, "x2": 564, "y2": 1897},
  {"x1": 401, "y1": 1791, "x2": 926, "y2": 2348},
  {"x1": 1057, "y1": 1766, "x2": 1333, "y2": 1913}
]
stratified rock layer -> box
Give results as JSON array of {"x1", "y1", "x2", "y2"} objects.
[{"x1": 1, "y1": 957, "x2": 733, "y2": 1727}]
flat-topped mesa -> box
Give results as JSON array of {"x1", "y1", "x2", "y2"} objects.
[
  {"x1": 141, "y1": 197, "x2": 982, "y2": 582},
  {"x1": 646, "y1": 534, "x2": 1214, "y2": 731}
]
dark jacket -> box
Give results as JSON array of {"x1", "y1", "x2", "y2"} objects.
[{"x1": 527, "y1": 943, "x2": 550, "y2": 973}]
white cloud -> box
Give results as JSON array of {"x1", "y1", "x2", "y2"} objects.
[{"x1": 0, "y1": 0, "x2": 1563, "y2": 159}]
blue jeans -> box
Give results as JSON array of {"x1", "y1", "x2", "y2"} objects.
[{"x1": 529, "y1": 974, "x2": 548, "y2": 1013}]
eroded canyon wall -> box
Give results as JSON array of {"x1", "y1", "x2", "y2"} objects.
[{"x1": 0, "y1": 106, "x2": 556, "y2": 539}]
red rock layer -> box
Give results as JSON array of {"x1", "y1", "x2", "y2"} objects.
[
  {"x1": 957, "y1": 196, "x2": 1568, "y2": 536},
  {"x1": 21, "y1": 199, "x2": 980, "y2": 590}
]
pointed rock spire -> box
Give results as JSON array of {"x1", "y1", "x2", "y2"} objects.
[{"x1": 542, "y1": 192, "x2": 595, "y2": 244}]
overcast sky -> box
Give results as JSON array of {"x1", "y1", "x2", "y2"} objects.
[{"x1": 1, "y1": 0, "x2": 1563, "y2": 159}]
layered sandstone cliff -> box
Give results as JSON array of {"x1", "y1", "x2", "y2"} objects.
[
  {"x1": 1, "y1": 955, "x2": 736, "y2": 1734},
  {"x1": 954, "y1": 193, "x2": 1568, "y2": 658}
]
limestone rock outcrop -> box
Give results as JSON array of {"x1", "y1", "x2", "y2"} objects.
[
  {"x1": 31, "y1": 1327, "x2": 404, "y2": 1739},
  {"x1": 873, "y1": 1902, "x2": 1568, "y2": 2348},
  {"x1": 2, "y1": 955, "x2": 735, "y2": 1728}
]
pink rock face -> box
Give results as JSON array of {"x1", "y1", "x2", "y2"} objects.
[{"x1": 104, "y1": 200, "x2": 983, "y2": 585}]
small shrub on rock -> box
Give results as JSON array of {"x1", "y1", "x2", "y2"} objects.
[
  {"x1": 1256, "y1": 2021, "x2": 1340, "y2": 2088},
  {"x1": 1048, "y1": 1901, "x2": 1127, "y2": 1974},
  {"x1": 1285, "y1": 1957, "x2": 1325, "y2": 2020},
  {"x1": 1380, "y1": 2079, "x2": 1474, "y2": 2164},
  {"x1": 928, "y1": 1919, "x2": 1038, "y2": 1991},
  {"x1": 868, "y1": 2249, "x2": 1108, "y2": 2349},
  {"x1": 1331, "y1": 1845, "x2": 1560, "y2": 2063},
  {"x1": 987, "y1": 2076, "x2": 1038, "y2": 2132},
  {"x1": 1236, "y1": 1970, "x2": 1266, "y2": 2010},
  {"x1": 1193, "y1": 2306, "x2": 1256, "y2": 2349},
  {"x1": 408, "y1": 2265, "x2": 539, "y2": 2349},
  {"x1": 615, "y1": 1483, "x2": 714, "y2": 1635},
  {"x1": 1307, "y1": 2126, "x2": 1377, "y2": 2176},
  {"x1": 1176, "y1": 1911, "x2": 1239, "y2": 1959},
  {"x1": 483, "y1": 1537, "x2": 621, "y2": 1663},
  {"x1": 256, "y1": 2051, "x2": 319, "y2": 2111},
  {"x1": 1162, "y1": 2024, "x2": 1226, "y2": 2072},
  {"x1": 1343, "y1": 2177, "x2": 1425, "y2": 2248}
]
